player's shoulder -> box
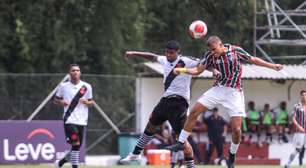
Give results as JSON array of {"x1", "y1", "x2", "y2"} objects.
[
  {"x1": 80, "y1": 80, "x2": 92, "y2": 88},
  {"x1": 59, "y1": 81, "x2": 70, "y2": 88},
  {"x1": 294, "y1": 103, "x2": 302, "y2": 109}
]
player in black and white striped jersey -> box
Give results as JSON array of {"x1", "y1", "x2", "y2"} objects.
[
  {"x1": 120, "y1": 40, "x2": 218, "y2": 168},
  {"x1": 285, "y1": 90, "x2": 306, "y2": 168}
]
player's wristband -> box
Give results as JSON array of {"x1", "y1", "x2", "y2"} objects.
[{"x1": 178, "y1": 68, "x2": 188, "y2": 74}]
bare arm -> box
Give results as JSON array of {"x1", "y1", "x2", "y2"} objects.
[
  {"x1": 124, "y1": 51, "x2": 159, "y2": 62},
  {"x1": 173, "y1": 63, "x2": 207, "y2": 75},
  {"x1": 80, "y1": 98, "x2": 94, "y2": 106},
  {"x1": 292, "y1": 116, "x2": 305, "y2": 133},
  {"x1": 53, "y1": 96, "x2": 69, "y2": 107},
  {"x1": 249, "y1": 57, "x2": 283, "y2": 71}
]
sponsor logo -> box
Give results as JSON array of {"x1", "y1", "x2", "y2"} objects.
[{"x1": 3, "y1": 128, "x2": 56, "y2": 161}]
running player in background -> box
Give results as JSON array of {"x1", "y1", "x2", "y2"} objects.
[
  {"x1": 285, "y1": 90, "x2": 306, "y2": 168},
  {"x1": 119, "y1": 40, "x2": 202, "y2": 168},
  {"x1": 54, "y1": 64, "x2": 94, "y2": 168},
  {"x1": 166, "y1": 36, "x2": 283, "y2": 168}
]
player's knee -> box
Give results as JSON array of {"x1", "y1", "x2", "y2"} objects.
[
  {"x1": 232, "y1": 127, "x2": 242, "y2": 135},
  {"x1": 189, "y1": 110, "x2": 200, "y2": 119},
  {"x1": 144, "y1": 122, "x2": 157, "y2": 135},
  {"x1": 183, "y1": 142, "x2": 193, "y2": 156}
]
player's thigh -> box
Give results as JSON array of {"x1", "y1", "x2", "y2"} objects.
[
  {"x1": 197, "y1": 86, "x2": 222, "y2": 110},
  {"x1": 168, "y1": 98, "x2": 188, "y2": 134},
  {"x1": 64, "y1": 124, "x2": 81, "y2": 144},
  {"x1": 222, "y1": 89, "x2": 246, "y2": 118},
  {"x1": 293, "y1": 133, "x2": 305, "y2": 149},
  {"x1": 149, "y1": 98, "x2": 168, "y2": 126},
  {"x1": 77, "y1": 125, "x2": 85, "y2": 146}
]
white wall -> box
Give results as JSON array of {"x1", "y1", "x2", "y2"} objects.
[{"x1": 136, "y1": 77, "x2": 306, "y2": 132}]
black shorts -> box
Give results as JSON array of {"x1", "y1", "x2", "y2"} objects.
[
  {"x1": 149, "y1": 95, "x2": 188, "y2": 134},
  {"x1": 64, "y1": 124, "x2": 85, "y2": 145}
]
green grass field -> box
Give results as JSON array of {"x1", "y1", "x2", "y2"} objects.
[{"x1": 0, "y1": 165, "x2": 297, "y2": 168}]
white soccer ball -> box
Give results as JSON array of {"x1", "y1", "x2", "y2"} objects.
[{"x1": 188, "y1": 20, "x2": 208, "y2": 39}]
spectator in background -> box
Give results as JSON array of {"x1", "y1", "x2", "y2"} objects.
[
  {"x1": 261, "y1": 103, "x2": 275, "y2": 144},
  {"x1": 246, "y1": 101, "x2": 262, "y2": 146},
  {"x1": 203, "y1": 108, "x2": 227, "y2": 165},
  {"x1": 275, "y1": 101, "x2": 289, "y2": 143}
]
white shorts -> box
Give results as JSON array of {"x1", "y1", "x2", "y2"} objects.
[
  {"x1": 292, "y1": 133, "x2": 306, "y2": 149},
  {"x1": 197, "y1": 86, "x2": 246, "y2": 119}
]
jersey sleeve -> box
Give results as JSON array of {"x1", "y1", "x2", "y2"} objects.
[
  {"x1": 55, "y1": 84, "x2": 64, "y2": 98},
  {"x1": 233, "y1": 46, "x2": 253, "y2": 61},
  {"x1": 200, "y1": 52, "x2": 213, "y2": 68},
  {"x1": 183, "y1": 56, "x2": 200, "y2": 68},
  {"x1": 156, "y1": 56, "x2": 167, "y2": 65}
]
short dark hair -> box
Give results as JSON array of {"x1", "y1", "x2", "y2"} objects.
[
  {"x1": 300, "y1": 90, "x2": 306, "y2": 95},
  {"x1": 166, "y1": 40, "x2": 180, "y2": 51},
  {"x1": 206, "y1": 36, "x2": 222, "y2": 47},
  {"x1": 68, "y1": 63, "x2": 80, "y2": 71}
]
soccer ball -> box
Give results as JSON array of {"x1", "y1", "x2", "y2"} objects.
[{"x1": 188, "y1": 20, "x2": 208, "y2": 39}]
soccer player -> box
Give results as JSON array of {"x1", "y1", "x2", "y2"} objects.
[
  {"x1": 54, "y1": 64, "x2": 94, "y2": 168},
  {"x1": 285, "y1": 90, "x2": 306, "y2": 168},
  {"x1": 166, "y1": 36, "x2": 283, "y2": 168},
  {"x1": 120, "y1": 40, "x2": 212, "y2": 168}
]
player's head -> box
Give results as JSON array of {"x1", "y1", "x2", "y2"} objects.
[
  {"x1": 206, "y1": 36, "x2": 225, "y2": 57},
  {"x1": 280, "y1": 101, "x2": 287, "y2": 110},
  {"x1": 248, "y1": 101, "x2": 255, "y2": 110},
  {"x1": 68, "y1": 63, "x2": 81, "y2": 81},
  {"x1": 212, "y1": 107, "x2": 218, "y2": 116},
  {"x1": 263, "y1": 103, "x2": 270, "y2": 112},
  {"x1": 300, "y1": 90, "x2": 306, "y2": 102},
  {"x1": 165, "y1": 40, "x2": 180, "y2": 62}
]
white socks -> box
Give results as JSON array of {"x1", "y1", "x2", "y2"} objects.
[
  {"x1": 229, "y1": 141, "x2": 240, "y2": 154},
  {"x1": 178, "y1": 130, "x2": 190, "y2": 143}
]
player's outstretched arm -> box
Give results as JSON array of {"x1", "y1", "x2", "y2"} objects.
[
  {"x1": 123, "y1": 51, "x2": 158, "y2": 62},
  {"x1": 250, "y1": 57, "x2": 283, "y2": 71},
  {"x1": 173, "y1": 63, "x2": 206, "y2": 75}
]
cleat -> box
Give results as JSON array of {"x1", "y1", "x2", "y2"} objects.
[
  {"x1": 165, "y1": 142, "x2": 184, "y2": 152},
  {"x1": 227, "y1": 150, "x2": 236, "y2": 168},
  {"x1": 54, "y1": 160, "x2": 61, "y2": 168},
  {"x1": 119, "y1": 153, "x2": 141, "y2": 164}
]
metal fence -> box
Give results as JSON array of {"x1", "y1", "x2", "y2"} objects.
[{"x1": 0, "y1": 73, "x2": 136, "y2": 154}]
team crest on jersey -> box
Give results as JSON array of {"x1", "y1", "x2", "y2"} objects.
[{"x1": 80, "y1": 86, "x2": 87, "y2": 94}]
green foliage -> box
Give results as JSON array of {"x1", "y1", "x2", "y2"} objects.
[{"x1": 0, "y1": 0, "x2": 301, "y2": 74}]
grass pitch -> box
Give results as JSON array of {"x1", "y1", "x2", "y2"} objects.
[{"x1": 0, "y1": 165, "x2": 296, "y2": 168}]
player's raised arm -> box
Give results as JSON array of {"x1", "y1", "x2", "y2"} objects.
[
  {"x1": 234, "y1": 46, "x2": 283, "y2": 71},
  {"x1": 249, "y1": 57, "x2": 283, "y2": 71},
  {"x1": 123, "y1": 51, "x2": 158, "y2": 62}
]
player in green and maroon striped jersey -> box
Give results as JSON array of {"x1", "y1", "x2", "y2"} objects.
[{"x1": 166, "y1": 36, "x2": 283, "y2": 168}]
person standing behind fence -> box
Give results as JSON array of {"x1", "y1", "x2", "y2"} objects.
[
  {"x1": 285, "y1": 90, "x2": 306, "y2": 168},
  {"x1": 54, "y1": 64, "x2": 94, "y2": 168}
]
